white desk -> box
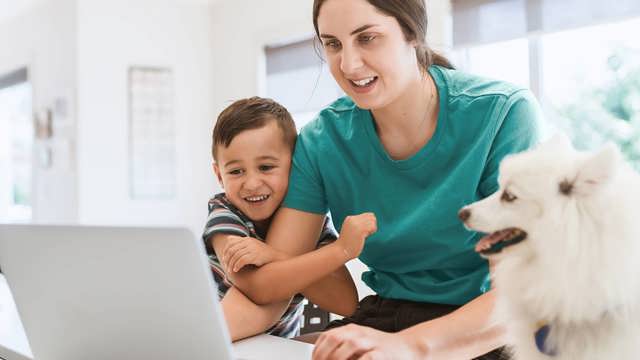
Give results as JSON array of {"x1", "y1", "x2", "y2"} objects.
[
  {"x1": 0, "y1": 275, "x2": 312, "y2": 360},
  {"x1": 234, "y1": 334, "x2": 313, "y2": 360}
]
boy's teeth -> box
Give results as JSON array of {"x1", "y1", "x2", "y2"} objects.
[
  {"x1": 246, "y1": 195, "x2": 269, "y2": 202},
  {"x1": 353, "y1": 77, "x2": 375, "y2": 86}
]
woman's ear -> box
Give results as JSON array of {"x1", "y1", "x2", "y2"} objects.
[{"x1": 213, "y1": 163, "x2": 224, "y2": 188}]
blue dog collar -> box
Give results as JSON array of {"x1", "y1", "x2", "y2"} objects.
[{"x1": 534, "y1": 323, "x2": 557, "y2": 356}]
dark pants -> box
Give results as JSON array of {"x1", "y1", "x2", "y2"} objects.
[{"x1": 325, "y1": 295, "x2": 509, "y2": 360}]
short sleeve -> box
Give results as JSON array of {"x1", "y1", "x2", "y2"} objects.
[
  {"x1": 316, "y1": 216, "x2": 338, "y2": 247},
  {"x1": 478, "y1": 89, "x2": 542, "y2": 197},
  {"x1": 283, "y1": 127, "x2": 329, "y2": 214},
  {"x1": 201, "y1": 201, "x2": 250, "y2": 255}
]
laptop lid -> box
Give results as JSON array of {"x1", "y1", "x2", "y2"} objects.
[{"x1": 0, "y1": 225, "x2": 233, "y2": 360}]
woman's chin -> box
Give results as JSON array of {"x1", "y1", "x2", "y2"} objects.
[{"x1": 349, "y1": 95, "x2": 385, "y2": 111}]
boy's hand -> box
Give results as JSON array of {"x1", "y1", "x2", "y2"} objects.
[
  {"x1": 221, "y1": 236, "x2": 285, "y2": 273},
  {"x1": 337, "y1": 213, "x2": 377, "y2": 260}
]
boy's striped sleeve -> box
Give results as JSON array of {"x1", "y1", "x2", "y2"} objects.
[
  {"x1": 202, "y1": 202, "x2": 250, "y2": 255},
  {"x1": 317, "y1": 217, "x2": 338, "y2": 247}
]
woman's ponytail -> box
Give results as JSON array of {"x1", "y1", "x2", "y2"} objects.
[{"x1": 428, "y1": 49, "x2": 454, "y2": 70}]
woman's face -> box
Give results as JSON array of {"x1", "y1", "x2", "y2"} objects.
[{"x1": 317, "y1": 0, "x2": 421, "y2": 110}]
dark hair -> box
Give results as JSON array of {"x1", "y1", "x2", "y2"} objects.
[
  {"x1": 212, "y1": 97, "x2": 297, "y2": 161},
  {"x1": 312, "y1": 0, "x2": 454, "y2": 71}
]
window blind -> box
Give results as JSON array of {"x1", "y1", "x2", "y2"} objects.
[{"x1": 453, "y1": 0, "x2": 640, "y2": 47}]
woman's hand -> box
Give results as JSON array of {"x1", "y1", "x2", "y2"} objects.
[
  {"x1": 336, "y1": 213, "x2": 377, "y2": 260},
  {"x1": 312, "y1": 324, "x2": 428, "y2": 360},
  {"x1": 221, "y1": 235, "x2": 286, "y2": 273}
]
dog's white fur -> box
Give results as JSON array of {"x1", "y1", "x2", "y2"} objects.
[{"x1": 462, "y1": 134, "x2": 640, "y2": 360}]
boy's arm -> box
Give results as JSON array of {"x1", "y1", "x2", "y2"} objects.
[
  {"x1": 220, "y1": 234, "x2": 359, "y2": 316},
  {"x1": 224, "y1": 210, "x2": 375, "y2": 316},
  {"x1": 221, "y1": 287, "x2": 290, "y2": 341},
  {"x1": 226, "y1": 241, "x2": 357, "y2": 314},
  {"x1": 210, "y1": 234, "x2": 291, "y2": 340}
]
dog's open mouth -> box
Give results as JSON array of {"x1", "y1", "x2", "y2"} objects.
[{"x1": 475, "y1": 228, "x2": 528, "y2": 256}]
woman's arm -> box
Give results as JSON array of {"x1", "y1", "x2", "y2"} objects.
[
  {"x1": 313, "y1": 290, "x2": 504, "y2": 360},
  {"x1": 402, "y1": 259, "x2": 504, "y2": 359},
  {"x1": 400, "y1": 289, "x2": 505, "y2": 359},
  {"x1": 313, "y1": 261, "x2": 504, "y2": 360},
  {"x1": 301, "y1": 265, "x2": 358, "y2": 317}
]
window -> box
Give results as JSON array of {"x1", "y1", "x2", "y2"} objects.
[
  {"x1": 541, "y1": 18, "x2": 640, "y2": 162},
  {"x1": 453, "y1": 38, "x2": 530, "y2": 88},
  {"x1": 452, "y1": 0, "x2": 640, "y2": 169},
  {"x1": 0, "y1": 68, "x2": 33, "y2": 222},
  {"x1": 265, "y1": 38, "x2": 343, "y2": 130}
]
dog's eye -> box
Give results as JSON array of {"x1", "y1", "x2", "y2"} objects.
[{"x1": 501, "y1": 190, "x2": 517, "y2": 202}]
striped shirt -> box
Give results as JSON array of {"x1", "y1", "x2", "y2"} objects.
[{"x1": 202, "y1": 193, "x2": 337, "y2": 338}]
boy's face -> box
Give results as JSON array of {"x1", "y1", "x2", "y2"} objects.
[{"x1": 213, "y1": 120, "x2": 292, "y2": 224}]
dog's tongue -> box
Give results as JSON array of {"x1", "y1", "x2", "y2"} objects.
[{"x1": 475, "y1": 229, "x2": 513, "y2": 253}]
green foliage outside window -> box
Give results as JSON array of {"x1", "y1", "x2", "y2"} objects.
[{"x1": 556, "y1": 48, "x2": 640, "y2": 170}]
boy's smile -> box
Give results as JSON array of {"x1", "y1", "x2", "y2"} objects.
[{"x1": 213, "y1": 120, "x2": 292, "y2": 229}]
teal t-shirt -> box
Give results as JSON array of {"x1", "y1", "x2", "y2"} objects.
[{"x1": 283, "y1": 65, "x2": 541, "y2": 305}]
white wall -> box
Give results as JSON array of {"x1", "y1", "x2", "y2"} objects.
[
  {"x1": 0, "y1": 0, "x2": 78, "y2": 223},
  {"x1": 209, "y1": 0, "x2": 314, "y2": 113},
  {"x1": 76, "y1": 0, "x2": 215, "y2": 235},
  {"x1": 428, "y1": 0, "x2": 453, "y2": 54}
]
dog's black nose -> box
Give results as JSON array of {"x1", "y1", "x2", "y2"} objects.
[{"x1": 458, "y1": 208, "x2": 471, "y2": 222}]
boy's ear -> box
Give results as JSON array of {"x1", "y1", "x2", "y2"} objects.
[{"x1": 213, "y1": 162, "x2": 224, "y2": 188}]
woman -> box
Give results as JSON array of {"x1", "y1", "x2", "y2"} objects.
[{"x1": 266, "y1": 0, "x2": 541, "y2": 358}]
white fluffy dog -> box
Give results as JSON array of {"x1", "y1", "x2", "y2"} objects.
[{"x1": 459, "y1": 135, "x2": 640, "y2": 360}]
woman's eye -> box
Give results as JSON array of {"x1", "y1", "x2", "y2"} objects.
[
  {"x1": 501, "y1": 190, "x2": 517, "y2": 203},
  {"x1": 358, "y1": 34, "x2": 376, "y2": 43},
  {"x1": 324, "y1": 40, "x2": 341, "y2": 50}
]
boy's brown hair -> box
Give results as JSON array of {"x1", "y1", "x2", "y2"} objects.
[{"x1": 212, "y1": 97, "x2": 297, "y2": 161}]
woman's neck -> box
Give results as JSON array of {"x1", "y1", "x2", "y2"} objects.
[{"x1": 372, "y1": 72, "x2": 439, "y2": 160}]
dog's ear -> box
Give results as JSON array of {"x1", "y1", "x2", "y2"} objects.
[{"x1": 572, "y1": 143, "x2": 621, "y2": 195}]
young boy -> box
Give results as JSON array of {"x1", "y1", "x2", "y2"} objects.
[{"x1": 203, "y1": 97, "x2": 376, "y2": 341}]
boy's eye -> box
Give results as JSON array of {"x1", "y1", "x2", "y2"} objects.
[
  {"x1": 228, "y1": 169, "x2": 244, "y2": 176},
  {"x1": 259, "y1": 165, "x2": 276, "y2": 172},
  {"x1": 501, "y1": 189, "x2": 517, "y2": 203}
]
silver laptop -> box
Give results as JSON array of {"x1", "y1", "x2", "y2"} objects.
[{"x1": 0, "y1": 225, "x2": 239, "y2": 360}]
